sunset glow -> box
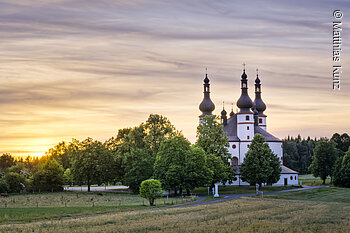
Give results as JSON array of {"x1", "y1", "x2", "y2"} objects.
[{"x1": 1, "y1": 0, "x2": 349, "y2": 157}]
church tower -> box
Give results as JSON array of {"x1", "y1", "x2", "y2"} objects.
[
  {"x1": 236, "y1": 68, "x2": 254, "y2": 157},
  {"x1": 252, "y1": 70, "x2": 267, "y2": 131},
  {"x1": 199, "y1": 72, "x2": 215, "y2": 121}
]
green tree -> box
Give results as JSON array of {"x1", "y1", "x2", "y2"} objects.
[
  {"x1": 309, "y1": 139, "x2": 337, "y2": 184},
  {"x1": 63, "y1": 168, "x2": 74, "y2": 186},
  {"x1": 32, "y1": 158, "x2": 65, "y2": 192},
  {"x1": 123, "y1": 148, "x2": 154, "y2": 193},
  {"x1": 3, "y1": 172, "x2": 27, "y2": 193},
  {"x1": 71, "y1": 138, "x2": 116, "y2": 192},
  {"x1": 240, "y1": 134, "x2": 281, "y2": 188},
  {"x1": 154, "y1": 136, "x2": 190, "y2": 195},
  {"x1": 139, "y1": 179, "x2": 163, "y2": 206},
  {"x1": 206, "y1": 153, "x2": 233, "y2": 188},
  {"x1": 333, "y1": 148, "x2": 350, "y2": 187},
  {"x1": 0, "y1": 153, "x2": 15, "y2": 172},
  {"x1": 196, "y1": 115, "x2": 230, "y2": 162},
  {"x1": 183, "y1": 146, "x2": 212, "y2": 194}
]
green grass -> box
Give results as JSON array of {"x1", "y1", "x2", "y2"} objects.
[
  {"x1": 193, "y1": 185, "x2": 301, "y2": 194},
  {"x1": 265, "y1": 186, "x2": 350, "y2": 203},
  {"x1": 299, "y1": 174, "x2": 331, "y2": 186},
  {"x1": 0, "y1": 191, "x2": 196, "y2": 223}
]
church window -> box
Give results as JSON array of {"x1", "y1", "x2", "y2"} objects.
[
  {"x1": 247, "y1": 144, "x2": 250, "y2": 148},
  {"x1": 231, "y1": 157, "x2": 238, "y2": 166},
  {"x1": 246, "y1": 116, "x2": 249, "y2": 121},
  {"x1": 242, "y1": 83, "x2": 247, "y2": 88},
  {"x1": 232, "y1": 144, "x2": 236, "y2": 149},
  {"x1": 247, "y1": 136, "x2": 250, "y2": 139},
  {"x1": 259, "y1": 118, "x2": 262, "y2": 124},
  {"x1": 247, "y1": 126, "x2": 249, "y2": 130},
  {"x1": 295, "y1": 176, "x2": 297, "y2": 180},
  {"x1": 290, "y1": 176, "x2": 293, "y2": 180}
]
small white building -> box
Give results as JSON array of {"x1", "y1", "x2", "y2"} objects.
[{"x1": 198, "y1": 68, "x2": 298, "y2": 186}]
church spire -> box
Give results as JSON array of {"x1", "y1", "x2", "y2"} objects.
[
  {"x1": 199, "y1": 70, "x2": 215, "y2": 117},
  {"x1": 236, "y1": 65, "x2": 253, "y2": 113},
  {"x1": 252, "y1": 69, "x2": 266, "y2": 115},
  {"x1": 221, "y1": 101, "x2": 227, "y2": 125}
]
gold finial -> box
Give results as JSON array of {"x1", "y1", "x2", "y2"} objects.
[
  {"x1": 242, "y1": 62, "x2": 246, "y2": 70},
  {"x1": 256, "y1": 68, "x2": 259, "y2": 76}
]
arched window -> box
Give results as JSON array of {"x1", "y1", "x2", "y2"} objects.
[
  {"x1": 290, "y1": 176, "x2": 293, "y2": 180},
  {"x1": 295, "y1": 176, "x2": 297, "y2": 180},
  {"x1": 247, "y1": 136, "x2": 250, "y2": 139},
  {"x1": 247, "y1": 126, "x2": 249, "y2": 130},
  {"x1": 247, "y1": 144, "x2": 250, "y2": 148},
  {"x1": 246, "y1": 116, "x2": 249, "y2": 121},
  {"x1": 259, "y1": 118, "x2": 262, "y2": 124},
  {"x1": 231, "y1": 157, "x2": 239, "y2": 166}
]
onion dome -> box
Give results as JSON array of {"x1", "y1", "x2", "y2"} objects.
[
  {"x1": 230, "y1": 110, "x2": 235, "y2": 117},
  {"x1": 237, "y1": 69, "x2": 253, "y2": 111},
  {"x1": 199, "y1": 73, "x2": 215, "y2": 116},
  {"x1": 253, "y1": 73, "x2": 266, "y2": 114},
  {"x1": 221, "y1": 102, "x2": 227, "y2": 125}
]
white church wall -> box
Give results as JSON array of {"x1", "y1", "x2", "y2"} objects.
[
  {"x1": 228, "y1": 142, "x2": 240, "y2": 165},
  {"x1": 258, "y1": 116, "x2": 267, "y2": 131},
  {"x1": 267, "y1": 142, "x2": 283, "y2": 161},
  {"x1": 239, "y1": 142, "x2": 251, "y2": 164},
  {"x1": 237, "y1": 113, "x2": 254, "y2": 142}
]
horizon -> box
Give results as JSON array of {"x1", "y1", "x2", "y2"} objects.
[{"x1": 1, "y1": 0, "x2": 349, "y2": 157}]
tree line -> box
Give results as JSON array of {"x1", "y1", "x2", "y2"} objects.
[{"x1": 0, "y1": 114, "x2": 234, "y2": 195}]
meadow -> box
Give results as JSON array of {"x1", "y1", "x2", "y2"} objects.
[
  {"x1": 299, "y1": 174, "x2": 331, "y2": 186},
  {"x1": 0, "y1": 191, "x2": 196, "y2": 223},
  {"x1": 0, "y1": 190, "x2": 349, "y2": 233}
]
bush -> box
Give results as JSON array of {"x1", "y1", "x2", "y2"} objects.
[
  {"x1": 3, "y1": 172, "x2": 27, "y2": 193},
  {"x1": 139, "y1": 179, "x2": 163, "y2": 206}
]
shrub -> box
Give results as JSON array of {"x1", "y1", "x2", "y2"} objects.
[
  {"x1": 139, "y1": 179, "x2": 162, "y2": 206},
  {"x1": 3, "y1": 172, "x2": 27, "y2": 193}
]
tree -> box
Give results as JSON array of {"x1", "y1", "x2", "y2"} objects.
[
  {"x1": 183, "y1": 146, "x2": 212, "y2": 194},
  {"x1": 71, "y1": 138, "x2": 116, "y2": 191},
  {"x1": 0, "y1": 153, "x2": 15, "y2": 172},
  {"x1": 333, "y1": 148, "x2": 350, "y2": 187},
  {"x1": 196, "y1": 115, "x2": 230, "y2": 162},
  {"x1": 144, "y1": 114, "x2": 181, "y2": 156},
  {"x1": 331, "y1": 133, "x2": 350, "y2": 153},
  {"x1": 123, "y1": 148, "x2": 154, "y2": 193},
  {"x1": 63, "y1": 168, "x2": 74, "y2": 186},
  {"x1": 195, "y1": 115, "x2": 234, "y2": 187},
  {"x1": 309, "y1": 139, "x2": 337, "y2": 184},
  {"x1": 240, "y1": 134, "x2": 281, "y2": 188},
  {"x1": 32, "y1": 158, "x2": 65, "y2": 192},
  {"x1": 206, "y1": 153, "x2": 233, "y2": 188},
  {"x1": 3, "y1": 172, "x2": 27, "y2": 193},
  {"x1": 153, "y1": 136, "x2": 190, "y2": 195},
  {"x1": 139, "y1": 179, "x2": 163, "y2": 206}
]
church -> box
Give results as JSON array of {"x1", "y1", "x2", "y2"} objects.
[{"x1": 199, "y1": 68, "x2": 298, "y2": 186}]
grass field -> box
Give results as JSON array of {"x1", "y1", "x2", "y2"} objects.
[
  {"x1": 0, "y1": 195, "x2": 349, "y2": 232},
  {"x1": 194, "y1": 185, "x2": 301, "y2": 194},
  {"x1": 265, "y1": 186, "x2": 350, "y2": 203},
  {"x1": 0, "y1": 192, "x2": 196, "y2": 223},
  {"x1": 299, "y1": 174, "x2": 331, "y2": 186}
]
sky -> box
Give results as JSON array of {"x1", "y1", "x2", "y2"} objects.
[{"x1": 0, "y1": 0, "x2": 349, "y2": 157}]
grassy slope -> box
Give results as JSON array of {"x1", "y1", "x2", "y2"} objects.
[
  {"x1": 265, "y1": 186, "x2": 350, "y2": 203},
  {"x1": 0, "y1": 196, "x2": 349, "y2": 232}
]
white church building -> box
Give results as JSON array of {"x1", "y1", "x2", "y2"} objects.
[{"x1": 199, "y1": 68, "x2": 298, "y2": 186}]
